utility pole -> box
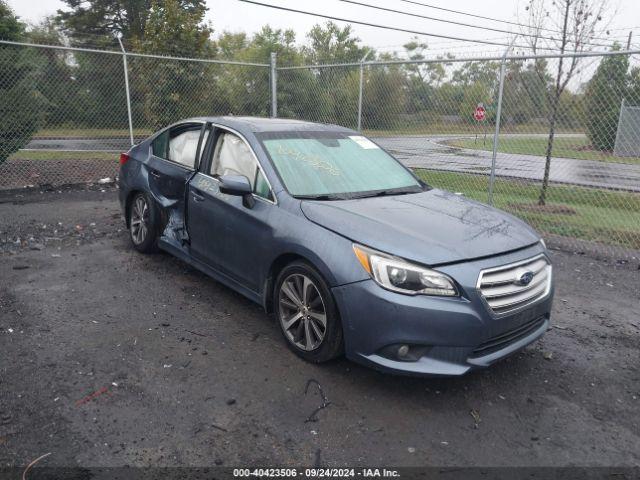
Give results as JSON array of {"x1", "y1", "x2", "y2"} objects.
[{"x1": 626, "y1": 31, "x2": 633, "y2": 50}]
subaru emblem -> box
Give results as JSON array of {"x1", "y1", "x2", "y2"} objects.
[{"x1": 517, "y1": 271, "x2": 534, "y2": 286}]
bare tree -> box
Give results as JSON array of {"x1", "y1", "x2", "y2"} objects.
[{"x1": 521, "y1": 0, "x2": 610, "y2": 205}]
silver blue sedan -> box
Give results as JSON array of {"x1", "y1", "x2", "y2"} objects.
[{"x1": 118, "y1": 116, "x2": 553, "y2": 376}]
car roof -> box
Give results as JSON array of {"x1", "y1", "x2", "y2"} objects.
[{"x1": 186, "y1": 116, "x2": 356, "y2": 134}]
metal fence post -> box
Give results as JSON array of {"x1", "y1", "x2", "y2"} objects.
[
  {"x1": 488, "y1": 37, "x2": 517, "y2": 205},
  {"x1": 117, "y1": 37, "x2": 135, "y2": 147},
  {"x1": 270, "y1": 52, "x2": 277, "y2": 118},
  {"x1": 357, "y1": 49, "x2": 372, "y2": 132}
]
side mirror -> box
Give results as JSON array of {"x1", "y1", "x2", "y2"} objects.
[{"x1": 219, "y1": 174, "x2": 255, "y2": 208}]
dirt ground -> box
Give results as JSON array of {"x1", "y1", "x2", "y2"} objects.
[
  {"x1": 0, "y1": 156, "x2": 119, "y2": 190},
  {"x1": 0, "y1": 185, "x2": 639, "y2": 469}
]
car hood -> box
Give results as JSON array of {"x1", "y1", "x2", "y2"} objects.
[{"x1": 300, "y1": 189, "x2": 540, "y2": 265}]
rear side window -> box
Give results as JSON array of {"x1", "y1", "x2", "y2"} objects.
[
  {"x1": 151, "y1": 131, "x2": 169, "y2": 159},
  {"x1": 169, "y1": 129, "x2": 207, "y2": 169},
  {"x1": 151, "y1": 125, "x2": 207, "y2": 169}
]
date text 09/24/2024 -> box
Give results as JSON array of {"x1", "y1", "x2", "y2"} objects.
[{"x1": 233, "y1": 468, "x2": 400, "y2": 477}]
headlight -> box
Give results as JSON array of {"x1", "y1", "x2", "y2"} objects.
[{"x1": 353, "y1": 244, "x2": 458, "y2": 296}]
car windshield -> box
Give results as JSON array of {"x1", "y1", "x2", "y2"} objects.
[{"x1": 257, "y1": 131, "x2": 423, "y2": 199}]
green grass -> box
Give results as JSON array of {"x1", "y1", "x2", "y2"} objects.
[
  {"x1": 34, "y1": 127, "x2": 152, "y2": 139},
  {"x1": 9, "y1": 150, "x2": 117, "y2": 161},
  {"x1": 446, "y1": 136, "x2": 640, "y2": 164},
  {"x1": 415, "y1": 169, "x2": 640, "y2": 250},
  {"x1": 363, "y1": 123, "x2": 582, "y2": 137},
  {"x1": 34, "y1": 124, "x2": 579, "y2": 139}
]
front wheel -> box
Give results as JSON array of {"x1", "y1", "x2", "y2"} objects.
[
  {"x1": 274, "y1": 261, "x2": 344, "y2": 363},
  {"x1": 128, "y1": 192, "x2": 159, "y2": 253}
]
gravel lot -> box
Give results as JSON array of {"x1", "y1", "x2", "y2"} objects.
[{"x1": 0, "y1": 186, "x2": 639, "y2": 469}]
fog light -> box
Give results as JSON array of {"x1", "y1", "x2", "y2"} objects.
[{"x1": 397, "y1": 345, "x2": 410, "y2": 358}]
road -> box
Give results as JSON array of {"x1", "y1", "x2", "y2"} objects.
[
  {"x1": 1, "y1": 186, "x2": 639, "y2": 469},
  {"x1": 23, "y1": 134, "x2": 640, "y2": 192},
  {"x1": 376, "y1": 136, "x2": 640, "y2": 192}
]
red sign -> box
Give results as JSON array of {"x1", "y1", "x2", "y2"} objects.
[{"x1": 474, "y1": 104, "x2": 486, "y2": 122}]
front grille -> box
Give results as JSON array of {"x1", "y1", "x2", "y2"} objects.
[
  {"x1": 477, "y1": 254, "x2": 552, "y2": 315},
  {"x1": 471, "y1": 316, "x2": 546, "y2": 358}
]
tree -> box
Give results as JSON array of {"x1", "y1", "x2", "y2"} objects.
[
  {"x1": 585, "y1": 45, "x2": 629, "y2": 150},
  {"x1": 27, "y1": 19, "x2": 83, "y2": 128},
  {"x1": 303, "y1": 21, "x2": 367, "y2": 65},
  {"x1": 131, "y1": 0, "x2": 212, "y2": 129},
  {"x1": 0, "y1": 1, "x2": 43, "y2": 164},
  {"x1": 57, "y1": 0, "x2": 151, "y2": 41},
  {"x1": 214, "y1": 31, "x2": 248, "y2": 61},
  {"x1": 522, "y1": 0, "x2": 610, "y2": 205},
  {"x1": 401, "y1": 39, "x2": 451, "y2": 116},
  {"x1": 362, "y1": 62, "x2": 407, "y2": 129},
  {"x1": 450, "y1": 60, "x2": 500, "y2": 124},
  {"x1": 294, "y1": 22, "x2": 369, "y2": 127},
  {"x1": 242, "y1": 26, "x2": 304, "y2": 118},
  {"x1": 502, "y1": 61, "x2": 550, "y2": 125}
]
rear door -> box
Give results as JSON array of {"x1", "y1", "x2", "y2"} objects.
[
  {"x1": 187, "y1": 128, "x2": 276, "y2": 291},
  {"x1": 146, "y1": 123, "x2": 208, "y2": 240},
  {"x1": 146, "y1": 123, "x2": 206, "y2": 202}
]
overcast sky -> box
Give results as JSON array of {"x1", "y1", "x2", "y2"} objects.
[{"x1": 9, "y1": 0, "x2": 640, "y2": 55}]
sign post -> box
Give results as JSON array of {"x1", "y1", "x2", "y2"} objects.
[{"x1": 473, "y1": 103, "x2": 486, "y2": 146}]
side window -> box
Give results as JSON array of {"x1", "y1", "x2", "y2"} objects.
[
  {"x1": 210, "y1": 131, "x2": 273, "y2": 200},
  {"x1": 151, "y1": 131, "x2": 169, "y2": 159},
  {"x1": 255, "y1": 169, "x2": 272, "y2": 200},
  {"x1": 151, "y1": 125, "x2": 207, "y2": 169},
  {"x1": 168, "y1": 128, "x2": 206, "y2": 169}
]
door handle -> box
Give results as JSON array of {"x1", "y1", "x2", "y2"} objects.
[
  {"x1": 192, "y1": 191, "x2": 205, "y2": 202},
  {"x1": 149, "y1": 170, "x2": 161, "y2": 178}
]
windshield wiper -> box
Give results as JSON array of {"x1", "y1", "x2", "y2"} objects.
[
  {"x1": 294, "y1": 194, "x2": 345, "y2": 201},
  {"x1": 351, "y1": 189, "x2": 416, "y2": 199},
  {"x1": 295, "y1": 189, "x2": 418, "y2": 201}
]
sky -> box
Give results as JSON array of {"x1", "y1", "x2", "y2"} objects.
[{"x1": 8, "y1": 0, "x2": 640, "y2": 56}]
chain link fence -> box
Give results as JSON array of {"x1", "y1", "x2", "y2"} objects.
[
  {"x1": 0, "y1": 41, "x2": 270, "y2": 190},
  {"x1": 615, "y1": 100, "x2": 640, "y2": 157},
  {"x1": 280, "y1": 52, "x2": 640, "y2": 257},
  {"x1": 1, "y1": 39, "x2": 639, "y2": 257}
]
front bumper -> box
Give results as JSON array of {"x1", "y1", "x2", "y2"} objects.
[{"x1": 332, "y1": 247, "x2": 554, "y2": 376}]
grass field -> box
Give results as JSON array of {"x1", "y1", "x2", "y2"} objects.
[
  {"x1": 447, "y1": 136, "x2": 640, "y2": 164},
  {"x1": 31, "y1": 124, "x2": 584, "y2": 139},
  {"x1": 33, "y1": 127, "x2": 152, "y2": 139},
  {"x1": 9, "y1": 150, "x2": 117, "y2": 161},
  {"x1": 363, "y1": 123, "x2": 583, "y2": 137},
  {"x1": 415, "y1": 169, "x2": 640, "y2": 250}
]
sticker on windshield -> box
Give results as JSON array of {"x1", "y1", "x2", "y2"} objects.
[{"x1": 348, "y1": 135, "x2": 379, "y2": 149}]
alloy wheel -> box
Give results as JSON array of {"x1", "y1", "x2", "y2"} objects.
[
  {"x1": 130, "y1": 195, "x2": 149, "y2": 245},
  {"x1": 278, "y1": 273, "x2": 327, "y2": 351}
]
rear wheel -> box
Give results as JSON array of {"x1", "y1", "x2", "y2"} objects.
[
  {"x1": 274, "y1": 261, "x2": 344, "y2": 363},
  {"x1": 129, "y1": 192, "x2": 159, "y2": 253}
]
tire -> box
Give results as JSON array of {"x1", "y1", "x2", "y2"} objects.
[
  {"x1": 273, "y1": 261, "x2": 344, "y2": 363},
  {"x1": 128, "y1": 192, "x2": 160, "y2": 253}
]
